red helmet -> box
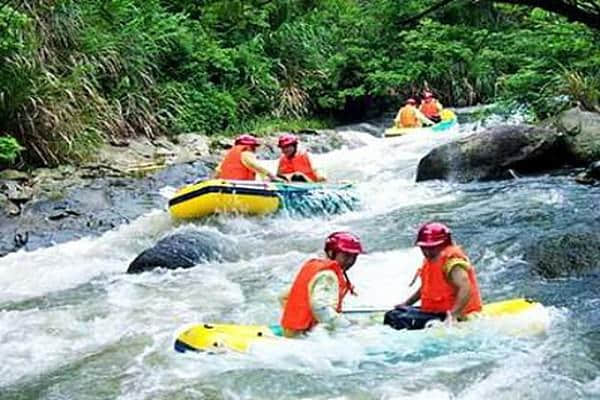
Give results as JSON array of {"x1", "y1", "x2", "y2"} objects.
[
  {"x1": 416, "y1": 222, "x2": 451, "y2": 247},
  {"x1": 406, "y1": 98, "x2": 417, "y2": 105},
  {"x1": 278, "y1": 134, "x2": 298, "y2": 148},
  {"x1": 325, "y1": 232, "x2": 365, "y2": 255},
  {"x1": 423, "y1": 91, "x2": 434, "y2": 99},
  {"x1": 234, "y1": 134, "x2": 260, "y2": 147}
]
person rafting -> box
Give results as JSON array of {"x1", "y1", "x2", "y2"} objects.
[
  {"x1": 276, "y1": 134, "x2": 326, "y2": 183},
  {"x1": 214, "y1": 134, "x2": 282, "y2": 181},
  {"x1": 279, "y1": 231, "x2": 365, "y2": 337},
  {"x1": 394, "y1": 98, "x2": 434, "y2": 128},
  {"x1": 419, "y1": 91, "x2": 443, "y2": 123},
  {"x1": 384, "y1": 222, "x2": 482, "y2": 330}
]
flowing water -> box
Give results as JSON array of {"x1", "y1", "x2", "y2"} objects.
[{"x1": 1, "y1": 119, "x2": 599, "y2": 399}]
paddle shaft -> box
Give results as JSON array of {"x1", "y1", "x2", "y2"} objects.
[{"x1": 341, "y1": 308, "x2": 390, "y2": 314}]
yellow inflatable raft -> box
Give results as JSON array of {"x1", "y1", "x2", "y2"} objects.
[
  {"x1": 174, "y1": 298, "x2": 546, "y2": 353},
  {"x1": 169, "y1": 179, "x2": 357, "y2": 220},
  {"x1": 385, "y1": 109, "x2": 457, "y2": 137},
  {"x1": 168, "y1": 179, "x2": 280, "y2": 220}
]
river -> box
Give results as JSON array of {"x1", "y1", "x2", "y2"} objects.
[{"x1": 1, "y1": 118, "x2": 599, "y2": 399}]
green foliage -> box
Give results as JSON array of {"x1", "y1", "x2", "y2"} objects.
[
  {"x1": 557, "y1": 69, "x2": 600, "y2": 113},
  {"x1": 0, "y1": 135, "x2": 24, "y2": 163},
  {"x1": 166, "y1": 83, "x2": 238, "y2": 134},
  {"x1": 0, "y1": 6, "x2": 29, "y2": 57},
  {"x1": 224, "y1": 116, "x2": 332, "y2": 137},
  {"x1": 1, "y1": 0, "x2": 599, "y2": 167}
]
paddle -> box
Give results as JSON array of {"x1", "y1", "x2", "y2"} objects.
[{"x1": 341, "y1": 307, "x2": 391, "y2": 314}]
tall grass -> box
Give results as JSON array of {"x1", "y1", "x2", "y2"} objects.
[
  {"x1": 561, "y1": 70, "x2": 600, "y2": 112},
  {"x1": 0, "y1": 0, "x2": 184, "y2": 166}
]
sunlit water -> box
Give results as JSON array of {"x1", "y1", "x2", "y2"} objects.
[{"x1": 1, "y1": 118, "x2": 599, "y2": 400}]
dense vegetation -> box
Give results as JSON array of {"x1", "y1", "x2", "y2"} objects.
[{"x1": 0, "y1": 0, "x2": 599, "y2": 166}]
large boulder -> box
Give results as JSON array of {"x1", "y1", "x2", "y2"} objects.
[
  {"x1": 416, "y1": 124, "x2": 568, "y2": 182},
  {"x1": 558, "y1": 107, "x2": 600, "y2": 164},
  {"x1": 524, "y1": 232, "x2": 600, "y2": 278},
  {"x1": 127, "y1": 230, "x2": 238, "y2": 273}
]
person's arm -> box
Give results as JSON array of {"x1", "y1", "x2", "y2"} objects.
[
  {"x1": 415, "y1": 109, "x2": 434, "y2": 126},
  {"x1": 396, "y1": 286, "x2": 421, "y2": 308},
  {"x1": 314, "y1": 171, "x2": 326, "y2": 182},
  {"x1": 309, "y1": 270, "x2": 351, "y2": 329},
  {"x1": 436, "y1": 100, "x2": 443, "y2": 111},
  {"x1": 306, "y1": 154, "x2": 326, "y2": 182},
  {"x1": 214, "y1": 160, "x2": 223, "y2": 178},
  {"x1": 279, "y1": 289, "x2": 290, "y2": 308},
  {"x1": 444, "y1": 259, "x2": 472, "y2": 318},
  {"x1": 393, "y1": 108, "x2": 403, "y2": 126},
  {"x1": 241, "y1": 151, "x2": 280, "y2": 181}
]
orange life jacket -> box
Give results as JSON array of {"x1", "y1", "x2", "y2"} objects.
[
  {"x1": 216, "y1": 145, "x2": 255, "y2": 180},
  {"x1": 420, "y1": 100, "x2": 440, "y2": 119},
  {"x1": 399, "y1": 106, "x2": 419, "y2": 128},
  {"x1": 280, "y1": 258, "x2": 351, "y2": 332},
  {"x1": 278, "y1": 150, "x2": 318, "y2": 182},
  {"x1": 419, "y1": 245, "x2": 482, "y2": 315}
]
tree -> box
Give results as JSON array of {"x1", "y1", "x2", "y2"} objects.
[{"x1": 399, "y1": 0, "x2": 600, "y2": 30}]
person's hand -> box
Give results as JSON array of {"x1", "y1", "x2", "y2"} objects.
[
  {"x1": 394, "y1": 303, "x2": 407, "y2": 310},
  {"x1": 445, "y1": 310, "x2": 457, "y2": 327},
  {"x1": 268, "y1": 173, "x2": 285, "y2": 182}
]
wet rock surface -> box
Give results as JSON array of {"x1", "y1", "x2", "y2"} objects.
[
  {"x1": 127, "y1": 230, "x2": 238, "y2": 273},
  {"x1": 416, "y1": 124, "x2": 569, "y2": 182},
  {"x1": 0, "y1": 160, "x2": 213, "y2": 257}
]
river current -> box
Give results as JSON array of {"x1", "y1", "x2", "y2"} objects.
[{"x1": 1, "y1": 118, "x2": 599, "y2": 399}]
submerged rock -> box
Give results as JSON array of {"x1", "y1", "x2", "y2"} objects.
[
  {"x1": 524, "y1": 232, "x2": 600, "y2": 278},
  {"x1": 416, "y1": 124, "x2": 568, "y2": 182},
  {"x1": 127, "y1": 230, "x2": 238, "y2": 273}
]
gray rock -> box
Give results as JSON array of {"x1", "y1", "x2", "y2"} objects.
[
  {"x1": 0, "y1": 169, "x2": 29, "y2": 181},
  {"x1": 127, "y1": 230, "x2": 238, "y2": 273},
  {"x1": 174, "y1": 133, "x2": 210, "y2": 156},
  {"x1": 1, "y1": 180, "x2": 33, "y2": 202},
  {"x1": 558, "y1": 107, "x2": 600, "y2": 164},
  {"x1": 416, "y1": 124, "x2": 568, "y2": 182},
  {"x1": 524, "y1": 232, "x2": 600, "y2": 278},
  {"x1": 0, "y1": 193, "x2": 19, "y2": 217}
]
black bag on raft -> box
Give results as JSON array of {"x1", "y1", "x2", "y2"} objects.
[{"x1": 383, "y1": 306, "x2": 447, "y2": 331}]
